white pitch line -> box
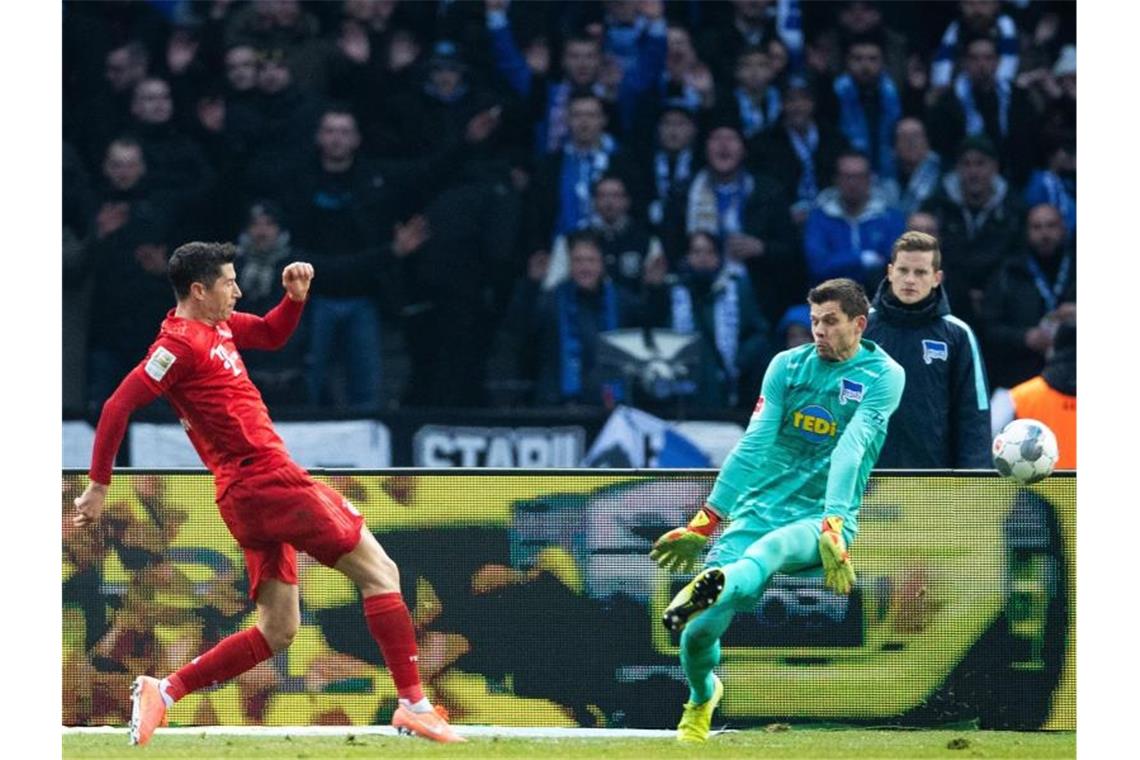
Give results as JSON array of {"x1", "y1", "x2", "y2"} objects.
[{"x1": 63, "y1": 725, "x2": 680, "y2": 739}]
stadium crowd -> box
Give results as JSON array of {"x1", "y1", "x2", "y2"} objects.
[{"x1": 62, "y1": 0, "x2": 1076, "y2": 420}]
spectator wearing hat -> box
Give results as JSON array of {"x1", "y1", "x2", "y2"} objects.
[
  {"x1": 749, "y1": 76, "x2": 849, "y2": 225},
  {"x1": 664, "y1": 119, "x2": 800, "y2": 325},
  {"x1": 920, "y1": 134, "x2": 1023, "y2": 324},
  {"x1": 930, "y1": 0, "x2": 1020, "y2": 91},
  {"x1": 926, "y1": 32, "x2": 1039, "y2": 186},
  {"x1": 803, "y1": 149, "x2": 905, "y2": 291},
  {"x1": 383, "y1": 40, "x2": 504, "y2": 157},
  {"x1": 775, "y1": 304, "x2": 812, "y2": 349},
  {"x1": 979, "y1": 203, "x2": 1074, "y2": 390},
  {"x1": 881, "y1": 117, "x2": 942, "y2": 217}
]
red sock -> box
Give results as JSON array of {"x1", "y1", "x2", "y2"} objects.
[
  {"x1": 363, "y1": 593, "x2": 424, "y2": 703},
  {"x1": 165, "y1": 627, "x2": 273, "y2": 701}
]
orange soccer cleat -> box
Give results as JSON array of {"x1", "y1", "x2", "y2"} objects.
[
  {"x1": 128, "y1": 676, "x2": 169, "y2": 746},
  {"x1": 392, "y1": 703, "x2": 466, "y2": 743}
]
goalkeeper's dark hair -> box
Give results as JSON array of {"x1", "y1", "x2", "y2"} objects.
[
  {"x1": 807, "y1": 278, "x2": 870, "y2": 320},
  {"x1": 168, "y1": 241, "x2": 237, "y2": 300}
]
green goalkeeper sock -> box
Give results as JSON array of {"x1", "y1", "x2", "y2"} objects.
[{"x1": 680, "y1": 605, "x2": 733, "y2": 704}]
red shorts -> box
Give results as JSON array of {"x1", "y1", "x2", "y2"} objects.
[{"x1": 217, "y1": 461, "x2": 364, "y2": 600}]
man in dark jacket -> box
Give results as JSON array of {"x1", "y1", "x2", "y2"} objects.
[
  {"x1": 865, "y1": 231, "x2": 991, "y2": 468},
  {"x1": 979, "y1": 203, "x2": 1075, "y2": 390},
  {"x1": 920, "y1": 134, "x2": 1023, "y2": 325}
]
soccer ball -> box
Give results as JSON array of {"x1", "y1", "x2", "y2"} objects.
[{"x1": 992, "y1": 419, "x2": 1060, "y2": 484}]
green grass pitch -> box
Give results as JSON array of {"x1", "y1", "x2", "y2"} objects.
[{"x1": 63, "y1": 729, "x2": 1075, "y2": 759}]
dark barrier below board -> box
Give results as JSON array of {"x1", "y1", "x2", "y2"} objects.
[{"x1": 62, "y1": 470, "x2": 1074, "y2": 731}]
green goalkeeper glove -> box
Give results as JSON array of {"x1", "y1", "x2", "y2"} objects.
[
  {"x1": 819, "y1": 516, "x2": 856, "y2": 595},
  {"x1": 650, "y1": 507, "x2": 721, "y2": 574}
]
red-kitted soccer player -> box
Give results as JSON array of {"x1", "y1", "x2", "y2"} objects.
[{"x1": 73, "y1": 242, "x2": 462, "y2": 745}]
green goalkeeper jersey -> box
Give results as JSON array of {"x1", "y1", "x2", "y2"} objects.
[{"x1": 707, "y1": 339, "x2": 905, "y2": 538}]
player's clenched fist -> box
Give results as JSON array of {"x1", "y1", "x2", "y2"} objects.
[
  {"x1": 282, "y1": 261, "x2": 314, "y2": 302},
  {"x1": 73, "y1": 482, "x2": 107, "y2": 527}
]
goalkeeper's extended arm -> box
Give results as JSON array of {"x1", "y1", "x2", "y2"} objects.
[{"x1": 650, "y1": 506, "x2": 722, "y2": 574}]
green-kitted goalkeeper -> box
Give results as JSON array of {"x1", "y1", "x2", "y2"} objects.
[{"x1": 651, "y1": 278, "x2": 905, "y2": 743}]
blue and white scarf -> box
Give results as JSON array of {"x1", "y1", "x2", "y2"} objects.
[
  {"x1": 557, "y1": 280, "x2": 619, "y2": 399},
  {"x1": 834, "y1": 73, "x2": 901, "y2": 178},
  {"x1": 897, "y1": 152, "x2": 942, "y2": 216},
  {"x1": 734, "y1": 86, "x2": 782, "y2": 138},
  {"x1": 685, "y1": 169, "x2": 756, "y2": 240},
  {"x1": 670, "y1": 275, "x2": 741, "y2": 380},
  {"x1": 649, "y1": 149, "x2": 693, "y2": 225},
  {"x1": 1025, "y1": 253, "x2": 1073, "y2": 313},
  {"x1": 786, "y1": 123, "x2": 820, "y2": 204},
  {"x1": 955, "y1": 73, "x2": 1010, "y2": 139},
  {"x1": 556, "y1": 134, "x2": 615, "y2": 234}
]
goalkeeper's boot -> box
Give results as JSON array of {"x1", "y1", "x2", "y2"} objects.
[
  {"x1": 128, "y1": 676, "x2": 168, "y2": 746},
  {"x1": 663, "y1": 567, "x2": 726, "y2": 632},
  {"x1": 677, "y1": 673, "x2": 724, "y2": 742},
  {"x1": 393, "y1": 703, "x2": 466, "y2": 743}
]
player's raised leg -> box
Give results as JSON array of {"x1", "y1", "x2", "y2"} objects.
[
  {"x1": 666, "y1": 518, "x2": 824, "y2": 742},
  {"x1": 334, "y1": 525, "x2": 464, "y2": 743},
  {"x1": 131, "y1": 574, "x2": 295, "y2": 746}
]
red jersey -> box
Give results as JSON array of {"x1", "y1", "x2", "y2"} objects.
[{"x1": 88, "y1": 296, "x2": 305, "y2": 497}]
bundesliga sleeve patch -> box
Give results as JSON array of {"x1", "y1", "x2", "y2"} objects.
[{"x1": 145, "y1": 345, "x2": 177, "y2": 381}]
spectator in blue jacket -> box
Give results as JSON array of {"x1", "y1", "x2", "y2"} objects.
[
  {"x1": 803, "y1": 150, "x2": 905, "y2": 290},
  {"x1": 865, "y1": 230, "x2": 992, "y2": 468}
]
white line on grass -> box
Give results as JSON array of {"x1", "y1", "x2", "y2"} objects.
[{"x1": 63, "y1": 725, "x2": 680, "y2": 739}]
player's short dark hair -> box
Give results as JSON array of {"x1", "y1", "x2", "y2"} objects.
[
  {"x1": 808, "y1": 278, "x2": 870, "y2": 320},
  {"x1": 566, "y1": 229, "x2": 602, "y2": 254},
  {"x1": 168, "y1": 242, "x2": 237, "y2": 300},
  {"x1": 890, "y1": 231, "x2": 942, "y2": 270}
]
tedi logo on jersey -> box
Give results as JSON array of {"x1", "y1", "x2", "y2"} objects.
[
  {"x1": 210, "y1": 344, "x2": 243, "y2": 377},
  {"x1": 922, "y1": 339, "x2": 948, "y2": 364},
  {"x1": 838, "y1": 378, "x2": 864, "y2": 405},
  {"x1": 792, "y1": 405, "x2": 837, "y2": 443}
]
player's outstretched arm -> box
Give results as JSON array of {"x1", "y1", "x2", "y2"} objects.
[
  {"x1": 229, "y1": 262, "x2": 313, "y2": 350},
  {"x1": 76, "y1": 370, "x2": 161, "y2": 527}
]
